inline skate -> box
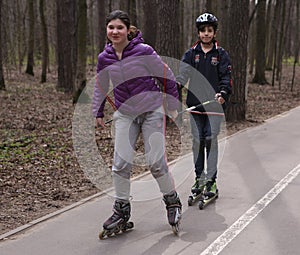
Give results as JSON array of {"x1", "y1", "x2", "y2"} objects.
[
  {"x1": 163, "y1": 192, "x2": 182, "y2": 235},
  {"x1": 198, "y1": 179, "x2": 219, "y2": 210},
  {"x1": 99, "y1": 200, "x2": 134, "y2": 239},
  {"x1": 188, "y1": 177, "x2": 206, "y2": 206}
]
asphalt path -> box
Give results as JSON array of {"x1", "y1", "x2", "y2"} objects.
[{"x1": 1, "y1": 106, "x2": 300, "y2": 255}]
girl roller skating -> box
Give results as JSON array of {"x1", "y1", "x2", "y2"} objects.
[{"x1": 93, "y1": 10, "x2": 182, "y2": 238}]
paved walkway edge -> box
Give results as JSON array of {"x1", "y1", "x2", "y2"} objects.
[{"x1": 1, "y1": 106, "x2": 298, "y2": 241}]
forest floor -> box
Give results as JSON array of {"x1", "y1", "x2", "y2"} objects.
[{"x1": 0, "y1": 65, "x2": 299, "y2": 236}]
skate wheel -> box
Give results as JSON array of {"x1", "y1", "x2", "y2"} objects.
[
  {"x1": 114, "y1": 226, "x2": 121, "y2": 234},
  {"x1": 199, "y1": 201, "x2": 204, "y2": 210},
  {"x1": 127, "y1": 222, "x2": 134, "y2": 228},
  {"x1": 172, "y1": 224, "x2": 179, "y2": 235},
  {"x1": 121, "y1": 222, "x2": 134, "y2": 232},
  {"x1": 188, "y1": 196, "x2": 193, "y2": 206},
  {"x1": 99, "y1": 230, "x2": 106, "y2": 240}
]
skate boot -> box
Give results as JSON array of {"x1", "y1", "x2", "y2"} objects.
[
  {"x1": 163, "y1": 192, "x2": 182, "y2": 235},
  {"x1": 198, "y1": 179, "x2": 219, "y2": 210},
  {"x1": 99, "y1": 200, "x2": 134, "y2": 239},
  {"x1": 188, "y1": 177, "x2": 206, "y2": 206}
]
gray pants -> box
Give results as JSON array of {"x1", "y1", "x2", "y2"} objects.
[
  {"x1": 112, "y1": 107, "x2": 175, "y2": 201},
  {"x1": 190, "y1": 114, "x2": 224, "y2": 181}
]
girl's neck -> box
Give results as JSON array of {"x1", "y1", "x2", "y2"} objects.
[
  {"x1": 113, "y1": 40, "x2": 129, "y2": 53},
  {"x1": 113, "y1": 41, "x2": 129, "y2": 60}
]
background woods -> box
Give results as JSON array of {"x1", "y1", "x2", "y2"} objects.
[
  {"x1": 0, "y1": 0, "x2": 299, "y2": 236},
  {"x1": 0, "y1": 0, "x2": 299, "y2": 120}
]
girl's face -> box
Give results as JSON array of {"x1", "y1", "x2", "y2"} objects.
[
  {"x1": 198, "y1": 25, "x2": 216, "y2": 44},
  {"x1": 106, "y1": 18, "x2": 129, "y2": 46}
]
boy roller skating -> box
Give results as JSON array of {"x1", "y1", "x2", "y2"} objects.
[{"x1": 176, "y1": 12, "x2": 232, "y2": 209}]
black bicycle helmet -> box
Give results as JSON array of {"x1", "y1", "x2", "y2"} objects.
[{"x1": 196, "y1": 13, "x2": 218, "y2": 31}]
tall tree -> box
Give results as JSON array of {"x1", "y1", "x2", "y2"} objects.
[
  {"x1": 97, "y1": 0, "x2": 106, "y2": 52},
  {"x1": 248, "y1": 0, "x2": 256, "y2": 75},
  {"x1": 265, "y1": 0, "x2": 274, "y2": 70},
  {"x1": 226, "y1": 0, "x2": 249, "y2": 122},
  {"x1": 291, "y1": 0, "x2": 299, "y2": 92},
  {"x1": 39, "y1": 0, "x2": 49, "y2": 83},
  {"x1": 120, "y1": 0, "x2": 137, "y2": 26},
  {"x1": 56, "y1": 0, "x2": 77, "y2": 93},
  {"x1": 142, "y1": 0, "x2": 158, "y2": 48},
  {"x1": 156, "y1": 0, "x2": 180, "y2": 59},
  {"x1": 271, "y1": 0, "x2": 282, "y2": 86},
  {"x1": 25, "y1": 0, "x2": 35, "y2": 76},
  {"x1": 0, "y1": 0, "x2": 5, "y2": 90},
  {"x1": 252, "y1": 0, "x2": 268, "y2": 84},
  {"x1": 74, "y1": 0, "x2": 87, "y2": 103}
]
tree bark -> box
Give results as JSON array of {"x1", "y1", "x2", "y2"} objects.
[
  {"x1": 226, "y1": 0, "x2": 249, "y2": 122},
  {"x1": 74, "y1": 0, "x2": 87, "y2": 103},
  {"x1": 291, "y1": 0, "x2": 300, "y2": 92},
  {"x1": 39, "y1": 0, "x2": 49, "y2": 83},
  {"x1": 0, "y1": 0, "x2": 5, "y2": 90},
  {"x1": 56, "y1": 0, "x2": 77, "y2": 93},
  {"x1": 142, "y1": 0, "x2": 158, "y2": 48},
  {"x1": 156, "y1": 0, "x2": 180, "y2": 59},
  {"x1": 97, "y1": 0, "x2": 106, "y2": 52},
  {"x1": 252, "y1": 0, "x2": 268, "y2": 84},
  {"x1": 25, "y1": 0, "x2": 35, "y2": 76}
]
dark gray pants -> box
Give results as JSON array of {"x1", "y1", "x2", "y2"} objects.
[{"x1": 190, "y1": 114, "x2": 224, "y2": 181}]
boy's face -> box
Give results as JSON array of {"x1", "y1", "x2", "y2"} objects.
[{"x1": 198, "y1": 25, "x2": 216, "y2": 44}]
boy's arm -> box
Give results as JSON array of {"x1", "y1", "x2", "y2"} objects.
[{"x1": 218, "y1": 49, "x2": 232, "y2": 101}]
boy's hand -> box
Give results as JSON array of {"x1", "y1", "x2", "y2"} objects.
[{"x1": 215, "y1": 93, "x2": 225, "y2": 104}]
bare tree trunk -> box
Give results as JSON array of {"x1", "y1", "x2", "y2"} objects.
[
  {"x1": 0, "y1": 0, "x2": 5, "y2": 90},
  {"x1": 271, "y1": 0, "x2": 281, "y2": 86},
  {"x1": 25, "y1": 0, "x2": 35, "y2": 76},
  {"x1": 291, "y1": 0, "x2": 300, "y2": 92},
  {"x1": 88, "y1": 0, "x2": 95, "y2": 67},
  {"x1": 226, "y1": 0, "x2": 249, "y2": 122},
  {"x1": 275, "y1": 1, "x2": 286, "y2": 86},
  {"x1": 278, "y1": 0, "x2": 293, "y2": 90},
  {"x1": 248, "y1": 0, "x2": 256, "y2": 75},
  {"x1": 74, "y1": 0, "x2": 87, "y2": 103},
  {"x1": 56, "y1": 0, "x2": 77, "y2": 93},
  {"x1": 39, "y1": 0, "x2": 49, "y2": 83},
  {"x1": 218, "y1": 0, "x2": 230, "y2": 49},
  {"x1": 97, "y1": 0, "x2": 106, "y2": 52},
  {"x1": 156, "y1": 0, "x2": 180, "y2": 59},
  {"x1": 142, "y1": 0, "x2": 158, "y2": 48},
  {"x1": 265, "y1": 0, "x2": 273, "y2": 70},
  {"x1": 252, "y1": 0, "x2": 268, "y2": 84}
]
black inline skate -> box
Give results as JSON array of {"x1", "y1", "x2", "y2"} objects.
[
  {"x1": 188, "y1": 177, "x2": 206, "y2": 206},
  {"x1": 163, "y1": 192, "x2": 182, "y2": 235},
  {"x1": 198, "y1": 179, "x2": 219, "y2": 210},
  {"x1": 99, "y1": 200, "x2": 134, "y2": 239}
]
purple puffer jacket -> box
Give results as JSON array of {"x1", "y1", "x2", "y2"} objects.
[{"x1": 92, "y1": 31, "x2": 178, "y2": 118}]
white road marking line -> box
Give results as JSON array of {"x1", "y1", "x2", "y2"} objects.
[{"x1": 200, "y1": 163, "x2": 300, "y2": 255}]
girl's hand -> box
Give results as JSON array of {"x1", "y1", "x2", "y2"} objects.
[
  {"x1": 168, "y1": 110, "x2": 178, "y2": 121},
  {"x1": 95, "y1": 118, "x2": 106, "y2": 128}
]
